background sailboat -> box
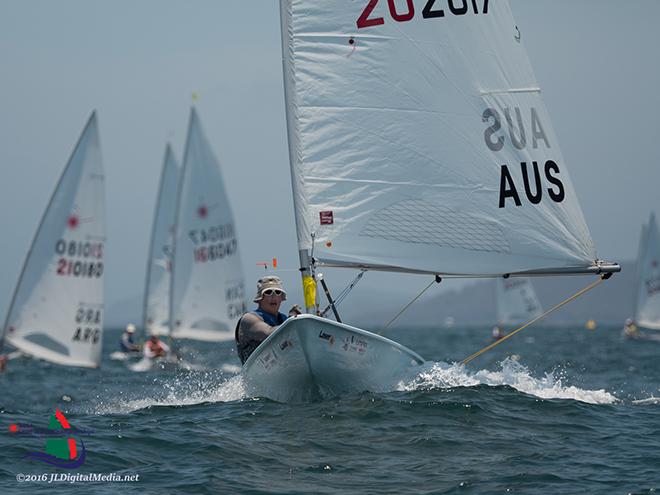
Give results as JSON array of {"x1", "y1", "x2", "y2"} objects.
[
  {"x1": 241, "y1": 0, "x2": 619, "y2": 402},
  {"x1": 631, "y1": 212, "x2": 660, "y2": 331},
  {"x1": 169, "y1": 108, "x2": 247, "y2": 342},
  {"x1": 142, "y1": 144, "x2": 180, "y2": 338},
  {"x1": 496, "y1": 277, "x2": 543, "y2": 327},
  {"x1": 0, "y1": 112, "x2": 105, "y2": 368}
]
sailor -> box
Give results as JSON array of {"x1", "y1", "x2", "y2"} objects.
[
  {"x1": 120, "y1": 323, "x2": 140, "y2": 353},
  {"x1": 623, "y1": 318, "x2": 640, "y2": 339},
  {"x1": 235, "y1": 276, "x2": 301, "y2": 365},
  {"x1": 144, "y1": 334, "x2": 170, "y2": 359},
  {"x1": 492, "y1": 325, "x2": 504, "y2": 340}
]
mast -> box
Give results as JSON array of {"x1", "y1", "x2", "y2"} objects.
[
  {"x1": 141, "y1": 144, "x2": 177, "y2": 340},
  {"x1": 169, "y1": 112, "x2": 195, "y2": 339},
  {"x1": 279, "y1": 0, "x2": 316, "y2": 313},
  {"x1": 632, "y1": 218, "x2": 649, "y2": 321}
]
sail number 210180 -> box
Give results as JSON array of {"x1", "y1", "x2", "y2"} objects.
[{"x1": 357, "y1": 0, "x2": 488, "y2": 28}]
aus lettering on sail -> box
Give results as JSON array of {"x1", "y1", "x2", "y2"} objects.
[{"x1": 482, "y1": 106, "x2": 564, "y2": 208}]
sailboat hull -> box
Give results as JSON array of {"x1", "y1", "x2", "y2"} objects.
[
  {"x1": 242, "y1": 315, "x2": 424, "y2": 402},
  {"x1": 171, "y1": 327, "x2": 234, "y2": 342},
  {"x1": 6, "y1": 337, "x2": 99, "y2": 368}
]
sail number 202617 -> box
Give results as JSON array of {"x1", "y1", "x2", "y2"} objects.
[{"x1": 357, "y1": 0, "x2": 489, "y2": 29}]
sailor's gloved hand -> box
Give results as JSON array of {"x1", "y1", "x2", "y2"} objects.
[{"x1": 288, "y1": 304, "x2": 302, "y2": 317}]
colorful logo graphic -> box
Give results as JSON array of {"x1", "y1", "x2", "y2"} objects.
[{"x1": 9, "y1": 409, "x2": 88, "y2": 468}]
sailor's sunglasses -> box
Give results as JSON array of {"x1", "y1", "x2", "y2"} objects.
[{"x1": 262, "y1": 289, "x2": 284, "y2": 296}]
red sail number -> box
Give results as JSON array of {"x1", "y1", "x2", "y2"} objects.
[
  {"x1": 357, "y1": 0, "x2": 489, "y2": 29},
  {"x1": 357, "y1": 0, "x2": 384, "y2": 28}
]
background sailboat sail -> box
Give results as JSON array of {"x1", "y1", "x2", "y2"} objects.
[
  {"x1": 633, "y1": 213, "x2": 660, "y2": 330},
  {"x1": 496, "y1": 277, "x2": 543, "y2": 326},
  {"x1": 142, "y1": 145, "x2": 180, "y2": 336},
  {"x1": 1, "y1": 113, "x2": 105, "y2": 368},
  {"x1": 280, "y1": 0, "x2": 618, "y2": 278},
  {"x1": 169, "y1": 108, "x2": 247, "y2": 342}
]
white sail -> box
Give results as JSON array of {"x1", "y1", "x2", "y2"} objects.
[
  {"x1": 142, "y1": 145, "x2": 180, "y2": 336},
  {"x1": 496, "y1": 277, "x2": 542, "y2": 326},
  {"x1": 240, "y1": 0, "x2": 621, "y2": 402},
  {"x1": 1, "y1": 113, "x2": 105, "y2": 368},
  {"x1": 633, "y1": 213, "x2": 660, "y2": 330},
  {"x1": 280, "y1": 0, "x2": 617, "y2": 277},
  {"x1": 169, "y1": 108, "x2": 247, "y2": 342}
]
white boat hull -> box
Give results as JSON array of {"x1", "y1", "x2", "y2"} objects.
[
  {"x1": 242, "y1": 315, "x2": 424, "y2": 402},
  {"x1": 171, "y1": 326, "x2": 234, "y2": 342}
]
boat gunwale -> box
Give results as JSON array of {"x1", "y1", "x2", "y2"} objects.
[{"x1": 242, "y1": 314, "x2": 425, "y2": 370}]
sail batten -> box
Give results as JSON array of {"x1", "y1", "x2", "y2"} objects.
[
  {"x1": 480, "y1": 87, "x2": 541, "y2": 96},
  {"x1": 281, "y1": 0, "x2": 616, "y2": 277}
]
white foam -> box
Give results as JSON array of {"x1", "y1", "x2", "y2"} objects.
[
  {"x1": 220, "y1": 363, "x2": 242, "y2": 374},
  {"x1": 109, "y1": 351, "x2": 130, "y2": 361},
  {"x1": 401, "y1": 357, "x2": 618, "y2": 405},
  {"x1": 632, "y1": 396, "x2": 660, "y2": 405},
  {"x1": 90, "y1": 374, "x2": 247, "y2": 414}
]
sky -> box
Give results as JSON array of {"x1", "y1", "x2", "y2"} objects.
[{"x1": 0, "y1": 0, "x2": 659, "y2": 326}]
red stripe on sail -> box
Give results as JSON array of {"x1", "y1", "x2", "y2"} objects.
[
  {"x1": 55, "y1": 409, "x2": 71, "y2": 429},
  {"x1": 68, "y1": 438, "x2": 77, "y2": 459}
]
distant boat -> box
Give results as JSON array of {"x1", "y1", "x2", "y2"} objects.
[
  {"x1": 495, "y1": 277, "x2": 543, "y2": 330},
  {"x1": 169, "y1": 108, "x2": 247, "y2": 342},
  {"x1": 142, "y1": 144, "x2": 180, "y2": 337},
  {"x1": 241, "y1": 1, "x2": 619, "y2": 401},
  {"x1": 0, "y1": 113, "x2": 105, "y2": 368},
  {"x1": 629, "y1": 213, "x2": 660, "y2": 333}
]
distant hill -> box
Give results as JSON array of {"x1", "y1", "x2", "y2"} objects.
[
  {"x1": 347, "y1": 261, "x2": 634, "y2": 327},
  {"x1": 104, "y1": 261, "x2": 634, "y2": 330}
]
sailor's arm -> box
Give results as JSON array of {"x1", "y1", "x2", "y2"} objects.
[{"x1": 238, "y1": 312, "x2": 278, "y2": 342}]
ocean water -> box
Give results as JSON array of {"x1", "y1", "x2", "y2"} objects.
[{"x1": 1, "y1": 323, "x2": 659, "y2": 494}]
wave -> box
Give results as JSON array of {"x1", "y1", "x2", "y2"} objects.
[
  {"x1": 90, "y1": 373, "x2": 247, "y2": 414},
  {"x1": 400, "y1": 357, "x2": 618, "y2": 405},
  {"x1": 91, "y1": 357, "x2": 619, "y2": 413}
]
